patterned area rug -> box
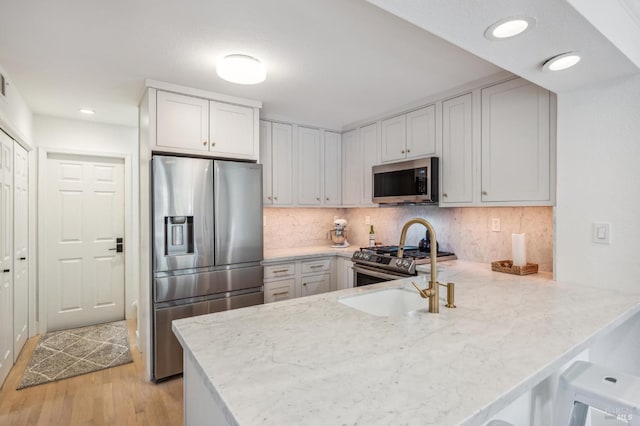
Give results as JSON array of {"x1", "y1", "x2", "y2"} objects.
[{"x1": 17, "y1": 320, "x2": 133, "y2": 389}]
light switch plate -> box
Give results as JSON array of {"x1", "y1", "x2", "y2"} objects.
[
  {"x1": 365, "y1": 216, "x2": 371, "y2": 225},
  {"x1": 491, "y1": 218, "x2": 501, "y2": 232},
  {"x1": 592, "y1": 223, "x2": 611, "y2": 244}
]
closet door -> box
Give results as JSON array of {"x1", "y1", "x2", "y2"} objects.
[
  {"x1": 13, "y1": 143, "x2": 28, "y2": 360},
  {"x1": 0, "y1": 132, "x2": 14, "y2": 386}
]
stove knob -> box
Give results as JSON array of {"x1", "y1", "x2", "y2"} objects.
[
  {"x1": 403, "y1": 260, "x2": 411, "y2": 268},
  {"x1": 363, "y1": 254, "x2": 370, "y2": 260},
  {"x1": 395, "y1": 259, "x2": 402, "y2": 267}
]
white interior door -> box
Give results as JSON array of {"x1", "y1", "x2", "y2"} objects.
[
  {"x1": 13, "y1": 143, "x2": 28, "y2": 360},
  {"x1": 45, "y1": 153, "x2": 125, "y2": 331},
  {"x1": 0, "y1": 133, "x2": 14, "y2": 386}
]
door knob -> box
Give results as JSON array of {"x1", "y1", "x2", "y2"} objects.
[{"x1": 109, "y1": 237, "x2": 124, "y2": 253}]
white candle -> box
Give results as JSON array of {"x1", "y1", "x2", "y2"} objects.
[{"x1": 512, "y1": 233, "x2": 527, "y2": 266}]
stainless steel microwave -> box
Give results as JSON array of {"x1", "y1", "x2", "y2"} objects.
[{"x1": 372, "y1": 157, "x2": 439, "y2": 204}]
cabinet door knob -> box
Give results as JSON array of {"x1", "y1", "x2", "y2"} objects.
[
  {"x1": 407, "y1": 149, "x2": 411, "y2": 153},
  {"x1": 267, "y1": 196, "x2": 272, "y2": 200},
  {"x1": 3, "y1": 269, "x2": 9, "y2": 273},
  {"x1": 19, "y1": 257, "x2": 26, "y2": 261},
  {"x1": 303, "y1": 283, "x2": 307, "y2": 286},
  {"x1": 211, "y1": 141, "x2": 216, "y2": 147},
  {"x1": 482, "y1": 191, "x2": 488, "y2": 196},
  {"x1": 203, "y1": 141, "x2": 208, "y2": 146},
  {"x1": 401, "y1": 150, "x2": 405, "y2": 154},
  {"x1": 443, "y1": 193, "x2": 448, "y2": 197},
  {"x1": 274, "y1": 196, "x2": 278, "y2": 201},
  {"x1": 326, "y1": 197, "x2": 329, "y2": 201},
  {"x1": 316, "y1": 197, "x2": 320, "y2": 201}
]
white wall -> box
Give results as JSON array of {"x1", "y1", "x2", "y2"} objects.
[
  {"x1": 555, "y1": 74, "x2": 640, "y2": 291},
  {"x1": 0, "y1": 64, "x2": 33, "y2": 147},
  {"x1": 33, "y1": 115, "x2": 140, "y2": 324}
]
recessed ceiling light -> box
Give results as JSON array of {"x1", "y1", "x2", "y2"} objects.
[
  {"x1": 542, "y1": 52, "x2": 581, "y2": 71},
  {"x1": 216, "y1": 54, "x2": 266, "y2": 85},
  {"x1": 484, "y1": 16, "x2": 536, "y2": 40},
  {"x1": 79, "y1": 108, "x2": 95, "y2": 115}
]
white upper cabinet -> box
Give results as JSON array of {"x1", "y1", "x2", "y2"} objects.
[
  {"x1": 481, "y1": 78, "x2": 551, "y2": 203},
  {"x1": 342, "y1": 123, "x2": 377, "y2": 207},
  {"x1": 259, "y1": 120, "x2": 273, "y2": 205},
  {"x1": 154, "y1": 89, "x2": 258, "y2": 161},
  {"x1": 381, "y1": 105, "x2": 436, "y2": 163},
  {"x1": 381, "y1": 115, "x2": 406, "y2": 163},
  {"x1": 441, "y1": 93, "x2": 473, "y2": 205},
  {"x1": 297, "y1": 126, "x2": 322, "y2": 205},
  {"x1": 323, "y1": 131, "x2": 341, "y2": 206},
  {"x1": 262, "y1": 120, "x2": 342, "y2": 208},
  {"x1": 156, "y1": 91, "x2": 209, "y2": 152},
  {"x1": 271, "y1": 122, "x2": 294, "y2": 205},
  {"x1": 260, "y1": 120, "x2": 294, "y2": 206},
  {"x1": 360, "y1": 123, "x2": 378, "y2": 206},
  {"x1": 406, "y1": 105, "x2": 436, "y2": 159},
  {"x1": 209, "y1": 101, "x2": 255, "y2": 158},
  {"x1": 341, "y1": 129, "x2": 361, "y2": 206}
]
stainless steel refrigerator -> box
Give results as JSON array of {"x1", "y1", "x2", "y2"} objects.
[{"x1": 152, "y1": 155, "x2": 264, "y2": 381}]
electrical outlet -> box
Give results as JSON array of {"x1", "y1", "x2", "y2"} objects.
[
  {"x1": 592, "y1": 223, "x2": 611, "y2": 244},
  {"x1": 491, "y1": 218, "x2": 501, "y2": 232},
  {"x1": 365, "y1": 216, "x2": 370, "y2": 225}
]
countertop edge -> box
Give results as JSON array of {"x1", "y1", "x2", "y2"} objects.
[{"x1": 262, "y1": 246, "x2": 355, "y2": 263}]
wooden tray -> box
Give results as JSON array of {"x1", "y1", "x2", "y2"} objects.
[{"x1": 491, "y1": 260, "x2": 538, "y2": 275}]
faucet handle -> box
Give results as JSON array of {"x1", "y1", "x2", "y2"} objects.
[{"x1": 411, "y1": 281, "x2": 429, "y2": 299}]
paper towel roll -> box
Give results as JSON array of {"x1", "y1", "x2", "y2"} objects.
[{"x1": 512, "y1": 233, "x2": 527, "y2": 266}]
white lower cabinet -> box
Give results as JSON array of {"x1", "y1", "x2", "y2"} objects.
[
  {"x1": 263, "y1": 257, "x2": 334, "y2": 303},
  {"x1": 298, "y1": 258, "x2": 332, "y2": 297},
  {"x1": 264, "y1": 262, "x2": 296, "y2": 303},
  {"x1": 297, "y1": 273, "x2": 331, "y2": 298},
  {"x1": 336, "y1": 257, "x2": 354, "y2": 290},
  {"x1": 264, "y1": 279, "x2": 296, "y2": 303}
]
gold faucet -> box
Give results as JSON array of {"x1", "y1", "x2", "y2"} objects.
[{"x1": 398, "y1": 218, "x2": 456, "y2": 313}]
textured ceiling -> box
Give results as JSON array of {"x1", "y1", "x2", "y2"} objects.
[
  {"x1": 2, "y1": 0, "x2": 637, "y2": 130},
  {"x1": 0, "y1": 0, "x2": 501, "y2": 129}
]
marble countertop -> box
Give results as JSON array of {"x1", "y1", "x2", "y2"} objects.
[
  {"x1": 263, "y1": 245, "x2": 356, "y2": 263},
  {"x1": 172, "y1": 261, "x2": 640, "y2": 425}
]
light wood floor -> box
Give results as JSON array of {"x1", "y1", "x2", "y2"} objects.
[{"x1": 0, "y1": 320, "x2": 183, "y2": 425}]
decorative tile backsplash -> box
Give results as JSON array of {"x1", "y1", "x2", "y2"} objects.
[{"x1": 263, "y1": 206, "x2": 554, "y2": 271}]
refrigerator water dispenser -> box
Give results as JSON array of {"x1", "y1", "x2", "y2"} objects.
[{"x1": 165, "y1": 216, "x2": 194, "y2": 255}]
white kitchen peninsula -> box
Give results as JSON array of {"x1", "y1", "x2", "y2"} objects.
[{"x1": 172, "y1": 261, "x2": 640, "y2": 425}]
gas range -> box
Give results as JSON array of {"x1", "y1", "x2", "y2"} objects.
[{"x1": 351, "y1": 245, "x2": 456, "y2": 275}]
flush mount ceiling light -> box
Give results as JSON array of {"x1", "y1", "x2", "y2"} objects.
[
  {"x1": 484, "y1": 16, "x2": 536, "y2": 40},
  {"x1": 542, "y1": 52, "x2": 581, "y2": 71},
  {"x1": 216, "y1": 54, "x2": 266, "y2": 85},
  {"x1": 79, "y1": 108, "x2": 95, "y2": 115}
]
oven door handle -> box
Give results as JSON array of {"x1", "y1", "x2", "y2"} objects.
[{"x1": 353, "y1": 265, "x2": 406, "y2": 281}]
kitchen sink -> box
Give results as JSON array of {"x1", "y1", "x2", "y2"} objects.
[{"x1": 338, "y1": 287, "x2": 428, "y2": 317}]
